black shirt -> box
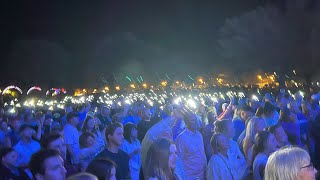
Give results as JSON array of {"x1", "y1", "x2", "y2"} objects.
[
  {"x1": 0, "y1": 164, "x2": 31, "y2": 180},
  {"x1": 96, "y1": 148, "x2": 130, "y2": 180},
  {"x1": 137, "y1": 120, "x2": 155, "y2": 142}
]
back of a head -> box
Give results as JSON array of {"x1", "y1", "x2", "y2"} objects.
[
  {"x1": 145, "y1": 138, "x2": 173, "y2": 179},
  {"x1": 214, "y1": 119, "x2": 229, "y2": 134},
  {"x1": 252, "y1": 131, "x2": 271, "y2": 164},
  {"x1": 86, "y1": 158, "x2": 116, "y2": 180},
  {"x1": 263, "y1": 102, "x2": 275, "y2": 116},
  {"x1": 265, "y1": 146, "x2": 310, "y2": 180},
  {"x1": 67, "y1": 172, "x2": 98, "y2": 180},
  {"x1": 40, "y1": 133, "x2": 62, "y2": 149}
]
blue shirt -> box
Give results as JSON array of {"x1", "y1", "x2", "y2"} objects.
[
  {"x1": 14, "y1": 140, "x2": 40, "y2": 167},
  {"x1": 232, "y1": 117, "x2": 245, "y2": 141}
]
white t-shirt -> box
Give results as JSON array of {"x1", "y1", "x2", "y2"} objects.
[{"x1": 63, "y1": 123, "x2": 80, "y2": 164}]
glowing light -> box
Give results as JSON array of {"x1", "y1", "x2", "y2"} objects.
[
  {"x1": 174, "y1": 97, "x2": 182, "y2": 105},
  {"x1": 187, "y1": 99, "x2": 197, "y2": 109},
  {"x1": 161, "y1": 81, "x2": 167, "y2": 87},
  {"x1": 115, "y1": 86, "x2": 120, "y2": 91},
  {"x1": 252, "y1": 95, "x2": 259, "y2": 101},
  {"x1": 142, "y1": 83, "x2": 147, "y2": 88},
  {"x1": 27, "y1": 86, "x2": 42, "y2": 95},
  {"x1": 299, "y1": 91, "x2": 304, "y2": 98},
  {"x1": 2, "y1": 86, "x2": 23, "y2": 95},
  {"x1": 130, "y1": 84, "x2": 136, "y2": 89},
  {"x1": 257, "y1": 75, "x2": 262, "y2": 80},
  {"x1": 198, "y1": 78, "x2": 204, "y2": 84}
]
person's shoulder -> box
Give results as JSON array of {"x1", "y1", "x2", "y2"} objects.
[
  {"x1": 119, "y1": 149, "x2": 129, "y2": 157},
  {"x1": 95, "y1": 148, "x2": 108, "y2": 158}
]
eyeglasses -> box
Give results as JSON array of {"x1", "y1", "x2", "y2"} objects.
[{"x1": 301, "y1": 162, "x2": 314, "y2": 170}]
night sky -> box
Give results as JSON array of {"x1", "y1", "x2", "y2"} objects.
[{"x1": 1, "y1": 0, "x2": 316, "y2": 88}]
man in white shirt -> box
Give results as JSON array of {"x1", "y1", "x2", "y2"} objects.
[
  {"x1": 175, "y1": 111, "x2": 207, "y2": 180},
  {"x1": 63, "y1": 112, "x2": 80, "y2": 165}
]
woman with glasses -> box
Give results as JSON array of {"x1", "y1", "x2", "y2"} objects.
[{"x1": 265, "y1": 146, "x2": 318, "y2": 180}]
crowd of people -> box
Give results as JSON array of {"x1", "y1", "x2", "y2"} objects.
[{"x1": 0, "y1": 88, "x2": 319, "y2": 180}]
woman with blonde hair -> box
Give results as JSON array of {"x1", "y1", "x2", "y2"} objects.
[
  {"x1": 243, "y1": 116, "x2": 267, "y2": 163},
  {"x1": 265, "y1": 146, "x2": 318, "y2": 180}
]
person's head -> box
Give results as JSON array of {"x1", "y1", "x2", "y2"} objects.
[
  {"x1": 19, "y1": 124, "x2": 34, "y2": 140},
  {"x1": 105, "y1": 123, "x2": 124, "y2": 147},
  {"x1": 35, "y1": 112, "x2": 45, "y2": 122},
  {"x1": 265, "y1": 146, "x2": 318, "y2": 180},
  {"x1": 86, "y1": 159, "x2": 116, "y2": 180},
  {"x1": 101, "y1": 106, "x2": 110, "y2": 117},
  {"x1": 240, "y1": 105, "x2": 254, "y2": 121},
  {"x1": 252, "y1": 131, "x2": 277, "y2": 162},
  {"x1": 263, "y1": 102, "x2": 276, "y2": 117},
  {"x1": 0, "y1": 148, "x2": 18, "y2": 168},
  {"x1": 182, "y1": 110, "x2": 199, "y2": 132},
  {"x1": 41, "y1": 133, "x2": 67, "y2": 160},
  {"x1": 82, "y1": 116, "x2": 95, "y2": 132},
  {"x1": 171, "y1": 109, "x2": 183, "y2": 126},
  {"x1": 145, "y1": 138, "x2": 177, "y2": 179},
  {"x1": 140, "y1": 107, "x2": 151, "y2": 120},
  {"x1": 24, "y1": 113, "x2": 34, "y2": 122},
  {"x1": 276, "y1": 95, "x2": 287, "y2": 110},
  {"x1": 206, "y1": 111, "x2": 216, "y2": 124},
  {"x1": 214, "y1": 119, "x2": 235, "y2": 139},
  {"x1": 255, "y1": 106, "x2": 264, "y2": 117},
  {"x1": 11, "y1": 118, "x2": 22, "y2": 132},
  {"x1": 79, "y1": 132, "x2": 96, "y2": 149},
  {"x1": 44, "y1": 115, "x2": 53, "y2": 126},
  {"x1": 123, "y1": 123, "x2": 137, "y2": 143},
  {"x1": 210, "y1": 133, "x2": 230, "y2": 154},
  {"x1": 29, "y1": 149, "x2": 67, "y2": 180},
  {"x1": 67, "y1": 172, "x2": 98, "y2": 180},
  {"x1": 268, "y1": 124, "x2": 289, "y2": 147},
  {"x1": 111, "y1": 113, "x2": 122, "y2": 124},
  {"x1": 67, "y1": 112, "x2": 80, "y2": 126},
  {"x1": 164, "y1": 104, "x2": 173, "y2": 116},
  {"x1": 245, "y1": 116, "x2": 267, "y2": 143},
  {"x1": 0, "y1": 120, "x2": 8, "y2": 131},
  {"x1": 289, "y1": 101, "x2": 301, "y2": 114},
  {"x1": 280, "y1": 108, "x2": 297, "y2": 123}
]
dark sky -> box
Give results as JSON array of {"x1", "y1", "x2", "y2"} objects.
[{"x1": 1, "y1": 0, "x2": 271, "y2": 87}]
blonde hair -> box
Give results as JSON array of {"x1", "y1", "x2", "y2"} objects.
[
  {"x1": 245, "y1": 116, "x2": 266, "y2": 143},
  {"x1": 265, "y1": 146, "x2": 310, "y2": 180}
]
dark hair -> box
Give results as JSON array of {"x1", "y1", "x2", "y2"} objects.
[
  {"x1": 86, "y1": 158, "x2": 116, "y2": 180},
  {"x1": 214, "y1": 120, "x2": 230, "y2": 134},
  {"x1": 255, "y1": 107, "x2": 264, "y2": 117},
  {"x1": 267, "y1": 124, "x2": 282, "y2": 134},
  {"x1": 79, "y1": 132, "x2": 95, "y2": 148},
  {"x1": 210, "y1": 133, "x2": 224, "y2": 154},
  {"x1": 123, "y1": 123, "x2": 137, "y2": 143},
  {"x1": 81, "y1": 116, "x2": 97, "y2": 134},
  {"x1": 41, "y1": 133, "x2": 63, "y2": 149},
  {"x1": 29, "y1": 149, "x2": 61, "y2": 175},
  {"x1": 145, "y1": 138, "x2": 174, "y2": 180},
  {"x1": 111, "y1": 114, "x2": 121, "y2": 124},
  {"x1": 0, "y1": 147, "x2": 15, "y2": 162},
  {"x1": 240, "y1": 105, "x2": 254, "y2": 113},
  {"x1": 279, "y1": 108, "x2": 291, "y2": 123},
  {"x1": 105, "y1": 123, "x2": 123, "y2": 143},
  {"x1": 263, "y1": 102, "x2": 275, "y2": 116},
  {"x1": 206, "y1": 111, "x2": 216, "y2": 124},
  {"x1": 252, "y1": 131, "x2": 271, "y2": 166}
]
